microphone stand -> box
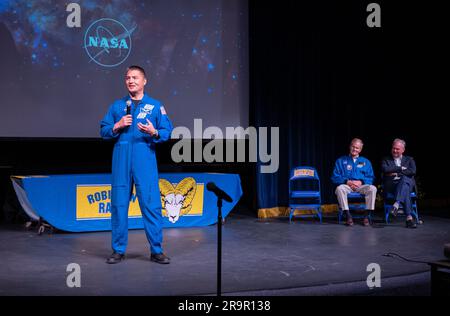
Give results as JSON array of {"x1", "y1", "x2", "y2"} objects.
[
  {"x1": 207, "y1": 182, "x2": 232, "y2": 297},
  {"x1": 216, "y1": 197, "x2": 223, "y2": 297}
]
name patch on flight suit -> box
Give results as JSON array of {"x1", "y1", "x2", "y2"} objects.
[{"x1": 357, "y1": 162, "x2": 365, "y2": 168}]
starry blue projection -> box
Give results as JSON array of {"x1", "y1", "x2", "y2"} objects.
[{"x1": 0, "y1": 0, "x2": 248, "y2": 138}]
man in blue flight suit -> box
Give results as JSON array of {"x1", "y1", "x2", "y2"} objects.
[
  {"x1": 381, "y1": 138, "x2": 418, "y2": 228},
  {"x1": 331, "y1": 138, "x2": 377, "y2": 226},
  {"x1": 100, "y1": 65, "x2": 173, "y2": 264}
]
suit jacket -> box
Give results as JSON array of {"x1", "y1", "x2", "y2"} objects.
[{"x1": 381, "y1": 155, "x2": 416, "y2": 193}]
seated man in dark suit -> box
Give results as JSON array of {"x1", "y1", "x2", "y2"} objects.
[{"x1": 381, "y1": 138, "x2": 417, "y2": 228}]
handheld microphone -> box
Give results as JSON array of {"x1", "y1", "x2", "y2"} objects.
[
  {"x1": 206, "y1": 182, "x2": 233, "y2": 203},
  {"x1": 126, "y1": 100, "x2": 131, "y2": 115}
]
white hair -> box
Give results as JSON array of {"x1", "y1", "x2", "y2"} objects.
[
  {"x1": 351, "y1": 138, "x2": 364, "y2": 147},
  {"x1": 393, "y1": 138, "x2": 406, "y2": 148}
]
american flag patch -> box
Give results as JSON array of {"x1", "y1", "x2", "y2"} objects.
[{"x1": 160, "y1": 106, "x2": 167, "y2": 115}]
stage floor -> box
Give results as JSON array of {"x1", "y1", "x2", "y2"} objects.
[{"x1": 1, "y1": 213, "x2": 449, "y2": 296}]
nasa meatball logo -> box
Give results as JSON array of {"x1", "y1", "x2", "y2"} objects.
[{"x1": 84, "y1": 18, "x2": 134, "y2": 67}]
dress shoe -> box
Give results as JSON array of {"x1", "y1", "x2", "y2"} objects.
[
  {"x1": 151, "y1": 253, "x2": 170, "y2": 264},
  {"x1": 106, "y1": 252, "x2": 124, "y2": 264},
  {"x1": 363, "y1": 218, "x2": 370, "y2": 226},
  {"x1": 406, "y1": 219, "x2": 417, "y2": 229}
]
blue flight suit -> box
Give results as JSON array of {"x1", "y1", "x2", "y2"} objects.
[
  {"x1": 331, "y1": 155, "x2": 375, "y2": 186},
  {"x1": 100, "y1": 93, "x2": 173, "y2": 255}
]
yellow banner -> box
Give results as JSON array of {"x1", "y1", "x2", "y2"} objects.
[
  {"x1": 294, "y1": 168, "x2": 315, "y2": 177},
  {"x1": 76, "y1": 178, "x2": 204, "y2": 220}
]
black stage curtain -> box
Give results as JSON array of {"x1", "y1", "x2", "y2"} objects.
[{"x1": 249, "y1": 1, "x2": 448, "y2": 210}]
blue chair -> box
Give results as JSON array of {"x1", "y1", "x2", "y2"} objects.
[
  {"x1": 382, "y1": 175, "x2": 421, "y2": 224},
  {"x1": 384, "y1": 191, "x2": 420, "y2": 224},
  {"x1": 337, "y1": 192, "x2": 372, "y2": 224},
  {"x1": 289, "y1": 166, "x2": 322, "y2": 223}
]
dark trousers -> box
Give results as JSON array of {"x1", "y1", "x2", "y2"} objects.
[{"x1": 385, "y1": 177, "x2": 414, "y2": 216}]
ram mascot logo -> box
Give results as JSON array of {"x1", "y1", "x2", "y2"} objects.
[{"x1": 159, "y1": 178, "x2": 197, "y2": 223}]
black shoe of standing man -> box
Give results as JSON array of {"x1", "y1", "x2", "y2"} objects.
[
  {"x1": 106, "y1": 252, "x2": 125, "y2": 264},
  {"x1": 151, "y1": 253, "x2": 171, "y2": 264}
]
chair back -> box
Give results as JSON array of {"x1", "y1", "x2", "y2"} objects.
[{"x1": 290, "y1": 166, "x2": 319, "y2": 181}]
